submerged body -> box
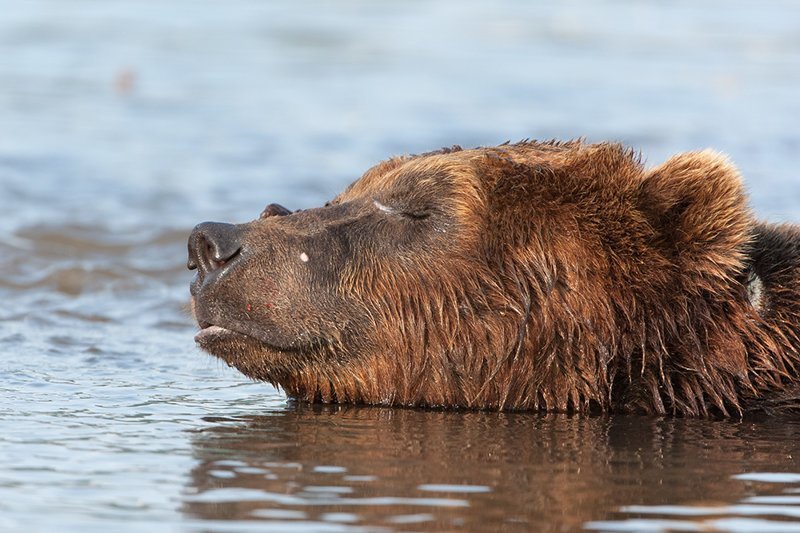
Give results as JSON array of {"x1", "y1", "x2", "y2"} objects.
[{"x1": 188, "y1": 140, "x2": 800, "y2": 416}]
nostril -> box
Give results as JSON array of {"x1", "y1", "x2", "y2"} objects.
[
  {"x1": 204, "y1": 238, "x2": 217, "y2": 268},
  {"x1": 188, "y1": 222, "x2": 243, "y2": 274},
  {"x1": 202, "y1": 235, "x2": 240, "y2": 270}
]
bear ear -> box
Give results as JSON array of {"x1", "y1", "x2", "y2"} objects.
[{"x1": 639, "y1": 150, "x2": 752, "y2": 283}]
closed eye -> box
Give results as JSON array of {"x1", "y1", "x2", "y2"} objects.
[
  {"x1": 373, "y1": 199, "x2": 430, "y2": 220},
  {"x1": 399, "y1": 209, "x2": 430, "y2": 220}
]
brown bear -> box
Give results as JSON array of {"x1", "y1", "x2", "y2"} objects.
[{"x1": 188, "y1": 140, "x2": 800, "y2": 416}]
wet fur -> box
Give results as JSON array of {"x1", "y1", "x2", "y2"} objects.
[{"x1": 193, "y1": 140, "x2": 800, "y2": 416}]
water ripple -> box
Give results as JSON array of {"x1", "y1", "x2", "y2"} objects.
[{"x1": 585, "y1": 473, "x2": 800, "y2": 532}]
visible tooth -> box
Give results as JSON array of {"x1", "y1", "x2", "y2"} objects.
[{"x1": 300, "y1": 252, "x2": 309, "y2": 263}]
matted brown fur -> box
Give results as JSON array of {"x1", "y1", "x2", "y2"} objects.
[{"x1": 189, "y1": 140, "x2": 800, "y2": 416}]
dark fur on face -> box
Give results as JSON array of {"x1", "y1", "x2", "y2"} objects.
[{"x1": 188, "y1": 140, "x2": 800, "y2": 416}]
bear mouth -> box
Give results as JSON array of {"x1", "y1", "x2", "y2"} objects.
[
  {"x1": 194, "y1": 322, "x2": 250, "y2": 348},
  {"x1": 194, "y1": 324, "x2": 236, "y2": 342},
  {"x1": 194, "y1": 319, "x2": 307, "y2": 355}
]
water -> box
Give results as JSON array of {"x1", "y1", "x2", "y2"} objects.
[{"x1": 1, "y1": 1, "x2": 799, "y2": 531}]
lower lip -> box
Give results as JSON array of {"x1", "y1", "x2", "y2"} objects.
[{"x1": 194, "y1": 325, "x2": 231, "y2": 343}]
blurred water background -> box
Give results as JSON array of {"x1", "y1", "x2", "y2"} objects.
[{"x1": 1, "y1": 1, "x2": 800, "y2": 531}]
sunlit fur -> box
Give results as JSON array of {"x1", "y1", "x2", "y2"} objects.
[{"x1": 194, "y1": 140, "x2": 800, "y2": 416}]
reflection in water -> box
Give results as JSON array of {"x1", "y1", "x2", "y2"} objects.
[{"x1": 184, "y1": 405, "x2": 800, "y2": 531}]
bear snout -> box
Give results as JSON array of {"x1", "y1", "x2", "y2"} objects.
[{"x1": 187, "y1": 221, "x2": 244, "y2": 294}]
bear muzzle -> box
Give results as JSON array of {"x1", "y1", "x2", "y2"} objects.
[{"x1": 187, "y1": 221, "x2": 244, "y2": 288}]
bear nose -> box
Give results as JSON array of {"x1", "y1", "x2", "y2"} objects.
[{"x1": 187, "y1": 222, "x2": 243, "y2": 275}]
